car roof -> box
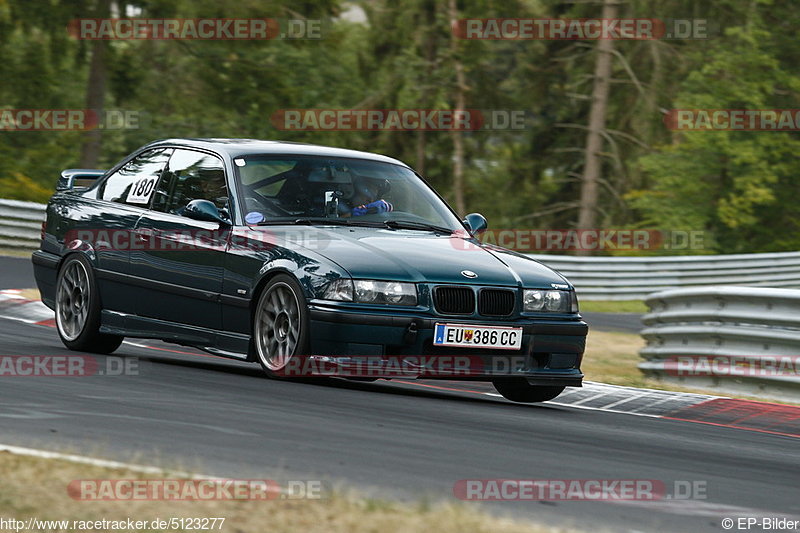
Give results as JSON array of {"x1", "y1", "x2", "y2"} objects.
[{"x1": 145, "y1": 138, "x2": 411, "y2": 168}]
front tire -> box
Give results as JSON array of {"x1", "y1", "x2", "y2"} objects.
[
  {"x1": 253, "y1": 275, "x2": 310, "y2": 378},
  {"x1": 492, "y1": 378, "x2": 565, "y2": 403},
  {"x1": 55, "y1": 255, "x2": 123, "y2": 354}
]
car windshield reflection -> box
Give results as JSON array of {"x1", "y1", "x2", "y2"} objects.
[{"x1": 234, "y1": 155, "x2": 463, "y2": 231}]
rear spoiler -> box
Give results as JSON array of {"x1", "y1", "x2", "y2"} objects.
[{"x1": 57, "y1": 169, "x2": 106, "y2": 191}]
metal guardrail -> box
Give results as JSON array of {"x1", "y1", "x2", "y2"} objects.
[
  {"x1": 637, "y1": 286, "x2": 800, "y2": 400},
  {"x1": 2, "y1": 197, "x2": 800, "y2": 300},
  {"x1": 528, "y1": 253, "x2": 800, "y2": 300},
  {"x1": 0, "y1": 199, "x2": 46, "y2": 250}
]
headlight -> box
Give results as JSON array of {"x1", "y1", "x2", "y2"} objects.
[
  {"x1": 383, "y1": 282, "x2": 414, "y2": 304},
  {"x1": 323, "y1": 279, "x2": 417, "y2": 306},
  {"x1": 523, "y1": 289, "x2": 575, "y2": 313},
  {"x1": 355, "y1": 280, "x2": 376, "y2": 301},
  {"x1": 323, "y1": 279, "x2": 354, "y2": 302},
  {"x1": 523, "y1": 289, "x2": 544, "y2": 311},
  {"x1": 544, "y1": 290, "x2": 563, "y2": 311},
  {"x1": 355, "y1": 280, "x2": 416, "y2": 305}
]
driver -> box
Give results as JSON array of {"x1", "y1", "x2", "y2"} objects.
[
  {"x1": 196, "y1": 169, "x2": 228, "y2": 209},
  {"x1": 173, "y1": 170, "x2": 228, "y2": 217},
  {"x1": 340, "y1": 178, "x2": 393, "y2": 217}
]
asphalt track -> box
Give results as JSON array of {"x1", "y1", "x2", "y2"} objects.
[
  {"x1": 0, "y1": 255, "x2": 35, "y2": 289},
  {"x1": 0, "y1": 255, "x2": 798, "y2": 532},
  {"x1": 581, "y1": 311, "x2": 643, "y2": 334}
]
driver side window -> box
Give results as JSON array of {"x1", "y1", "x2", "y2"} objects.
[
  {"x1": 99, "y1": 148, "x2": 172, "y2": 206},
  {"x1": 153, "y1": 149, "x2": 228, "y2": 215}
]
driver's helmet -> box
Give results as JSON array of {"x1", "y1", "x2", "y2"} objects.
[
  {"x1": 193, "y1": 168, "x2": 228, "y2": 208},
  {"x1": 351, "y1": 176, "x2": 390, "y2": 205}
]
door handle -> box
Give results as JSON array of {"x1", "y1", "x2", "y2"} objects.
[{"x1": 133, "y1": 228, "x2": 154, "y2": 242}]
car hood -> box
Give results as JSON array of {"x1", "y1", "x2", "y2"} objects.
[{"x1": 263, "y1": 226, "x2": 570, "y2": 287}]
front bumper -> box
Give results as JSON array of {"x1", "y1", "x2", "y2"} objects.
[{"x1": 307, "y1": 303, "x2": 587, "y2": 385}]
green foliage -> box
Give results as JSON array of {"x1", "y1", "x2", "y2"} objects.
[
  {"x1": 628, "y1": 8, "x2": 800, "y2": 252},
  {"x1": 0, "y1": 172, "x2": 52, "y2": 202}
]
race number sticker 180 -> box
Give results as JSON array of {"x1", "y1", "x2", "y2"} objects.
[
  {"x1": 434, "y1": 323, "x2": 523, "y2": 350},
  {"x1": 125, "y1": 176, "x2": 158, "y2": 205}
]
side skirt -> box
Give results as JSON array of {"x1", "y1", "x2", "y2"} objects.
[{"x1": 100, "y1": 310, "x2": 251, "y2": 361}]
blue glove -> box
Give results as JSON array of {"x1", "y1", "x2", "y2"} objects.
[{"x1": 352, "y1": 199, "x2": 393, "y2": 217}]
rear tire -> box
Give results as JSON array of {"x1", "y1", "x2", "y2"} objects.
[
  {"x1": 253, "y1": 275, "x2": 310, "y2": 379},
  {"x1": 55, "y1": 255, "x2": 123, "y2": 354},
  {"x1": 492, "y1": 378, "x2": 565, "y2": 403}
]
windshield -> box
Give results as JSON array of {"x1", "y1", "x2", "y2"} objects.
[{"x1": 233, "y1": 155, "x2": 464, "y2": 231}]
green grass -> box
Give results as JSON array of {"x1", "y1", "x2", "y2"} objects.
[
  {"x1": 579, "y1": 300, "x2": 648, "y2": 313},
  {"x1": 583, "y1": 330, "x2": 651, "y2": 388},
  {"x1": 0, "y1": 453, "x2": 575, "y2": 533},
  {"x1": 0, "y1": 247, "x2": 34, "y2": 258}
]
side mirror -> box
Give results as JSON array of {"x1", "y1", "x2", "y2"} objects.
[
  {"x1": 183, "y1": 199, "x2": 231, "y2": 225},
  {"x1": 57, "y1": 169, "x2": 106, "y2": 191},
  {"x1": 463, "y1": 212, "x2": 488, "y2": 235}
]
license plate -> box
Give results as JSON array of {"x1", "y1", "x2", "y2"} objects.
[{"x1": 433, "y1": 323, "x2": 523, "y2": 350}]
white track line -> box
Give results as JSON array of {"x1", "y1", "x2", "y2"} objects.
[
  {"x1": 545, "y1": 400, "x2": 662, "y2": 418},
  {"x1": 0, "y1": 314, "x2": 40, "y2": 325},
  {"x1": 0, "y1": 443, "x2": 203, "y2": 478},
  {"x1": 482, "y1": 391, "x2": 662, "y2": 417},
  {"x1": 599, "y1": 393, "x2": 653, "y2": 410}
]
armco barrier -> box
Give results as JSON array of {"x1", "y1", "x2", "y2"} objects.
[
  {"x1": 0, "y1": 199, "x2": 46, "y2": 250},
  {"x1": 2, "y1": 196, "x2": 800, "y2": 299},
  {"x1": 528, "y1": 253, "x2": 800, "y2": 300},
  {"x1": 637, "y1": 286, "x2": 800, "y2": 400}
]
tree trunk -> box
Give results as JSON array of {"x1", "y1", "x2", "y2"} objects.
[
  {"x1": 415, "y1": 0, "x2": 439, "y2": 176},
  {"x1": 576, "y1": 0, "x2": 618, "y2": 252},
  {"x1": 448, "y1": 0, "x2": 466, "y2": 215},
  {"x1": 415, "y1": 131, "x2": 427, "y2": 176},
  {"x1": 79, "y1": 0, "x2": 112, "y2": 168}
]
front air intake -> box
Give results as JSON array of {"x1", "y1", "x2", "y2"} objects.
[
  {"x1": 478, "y1": 289, "x2": 515, "y2": 316},
  {"x1": 433, "y1": 286, "x2": 475, "y2": 315}
]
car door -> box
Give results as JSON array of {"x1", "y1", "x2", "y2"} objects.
[
  {"x1": 90, "y1": 148, "x2": 173, "y2": 315},
  {"x1": 130, "y1": 148, "x2": 231, "y2": 331}
]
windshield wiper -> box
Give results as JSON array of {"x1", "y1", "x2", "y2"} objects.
[
  {"x1": 382, "y1": 220, "x2": 455, "y2": 234},
  {"x1": 257, "y1": 217, "x2": 449, "y2": 232},
  {"x1": 292, "y1": 217, "x2": 353, "y2": 226},
  {"x1": 256, "y1": 217, "x2": 353, "y2": 226}
]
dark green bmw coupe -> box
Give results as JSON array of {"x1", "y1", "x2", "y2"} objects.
[{"x1": 32, "y1": 139, "x2": 587, "y2": 402}]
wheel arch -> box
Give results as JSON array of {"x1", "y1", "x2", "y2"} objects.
[
  {"x1": 58, "y1": 240, "x2": 99, "y2": 272},
  {"x1": 246, "y1": 258, "x2": 348, "y2": 361},
  {"x1": 248, "y1": 266, "x2": 312, "y2": 367},
  {"x1": 248, "y1": 258, "x2": 336, "y2": 317},
  {"x1": 247, "y1": 263, "x2": 310, "y2": 358},
  {"x1": 249, "y1": 266, "x2": 297, "y2": 319}
]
